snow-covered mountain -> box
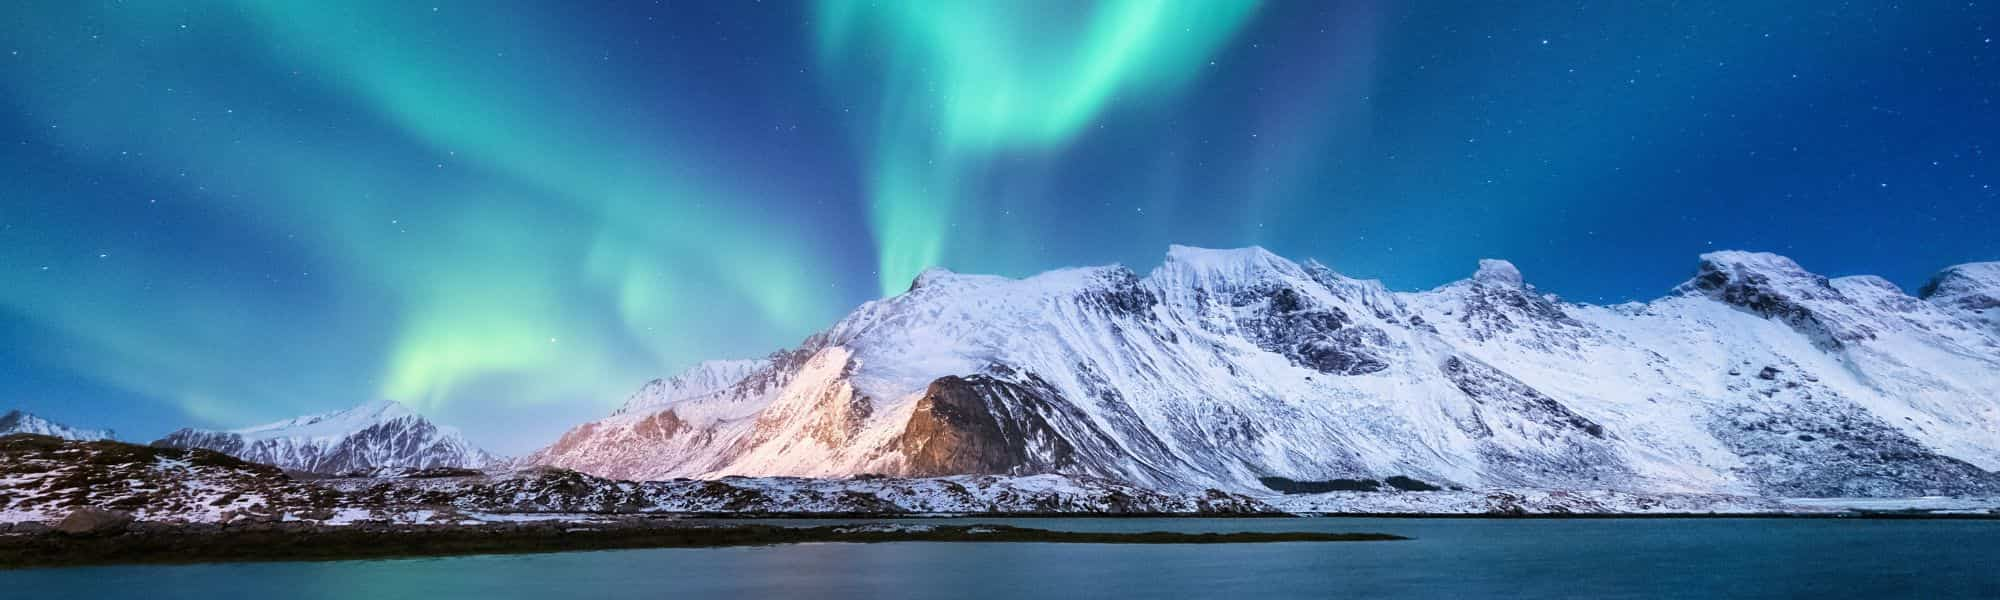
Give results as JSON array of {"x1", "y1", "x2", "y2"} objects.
[
  {"x1": 1922, "y1": 261, "x2": 2000, "y2": 335},
  {"x1": 153, "y1": 400, "x2": 495, "y2": 474},
  {"x1": 0, "y1": 410, "x2": 114, "y2": 441},
  {"x1": 530, "y1": 246, "x2": 2000, "y2": 498}
]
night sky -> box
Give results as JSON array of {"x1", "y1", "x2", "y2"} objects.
[{"x1": 3, "y1": 1, "x2": 1995, "y2": 453}]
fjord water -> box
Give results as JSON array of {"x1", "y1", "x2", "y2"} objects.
[{"x1": 8, "y1": 518, "x2": 1997, "y2": 599}]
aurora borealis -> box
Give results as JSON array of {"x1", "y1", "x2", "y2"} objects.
[{"x1": 2, "y1": 2, "x2": 1994, "y2": 452}]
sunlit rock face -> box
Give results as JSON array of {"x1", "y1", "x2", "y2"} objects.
[{"x1": 533, "y1": 246, "x2": 2000, "y2": 498}]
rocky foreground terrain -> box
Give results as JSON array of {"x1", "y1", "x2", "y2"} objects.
[
  {"x1": 0, "y1": 434, "x2": 1277, "y2": 526},
  {"x1": 4, "y1": 434, "x2": 1995, "y2": 529}
]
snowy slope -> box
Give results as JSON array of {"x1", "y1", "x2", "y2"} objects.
[
  {"x1": 533, "y1": 246, "x2": 2000, "y2": 497},
  {"x1": 153, "y1": 400, "x2": 495, "y2": 474},
  {"x1": 0, "y1": 410, "x2": 114, "y2": 441}
]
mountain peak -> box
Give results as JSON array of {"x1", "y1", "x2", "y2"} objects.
[
  {"x1": 1163, "y1": 244, "x2": 1286, "y2": 268},
  {"x1": 1920, "y1": 262, "x2": 2000, "y2": 303},
  {"x1": 1693, "y1": 250, "x2": 1814, "y2": 277},
  {"x1": 1922, "y1": 262, "x2": 2000, "y2": 332},
  {"x1": 907, "y1": 266, "x2": 961, "y2": 291},
  {"x1": 0, "y1": 409, "x2": 115, "y2": 441},
  {"x1": 232, "y1": 399, "x2": 417, "y2": 441},
  {"x1": 1678, "y1": 251, "x2": 1834, "y2": 297},
  {"x1": 1154, "y1": 245, "x2": 1303, "y2": 288},
  {"x1": 1473, "y1": 259, "x2": 1524, "y2": 288},
  {"x1": 1675, "y1": 250, "x2": 1877, "y2": 349}
]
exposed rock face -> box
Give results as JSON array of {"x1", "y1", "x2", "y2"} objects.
[
  {"x1": 153, "y1": 401, "x2": 494, "y2": 474},
  {"x1": 1704, "y1": 359, "x2": 2000, "y2": 497},
  {"x1": 530, "y1": 245, "x2": 2000, "y2": 498},
  {"x1": 1439, "y1": 356, "x2": 1608, "y2": 440},
  {"x1": 1921, "y1": 262, "x2": 2000, "y2": 309},
  {"x1": 1233, "y1": 281, "x2": 1390, "y2": 375},
  {"x1": 1407, "y1": 258, "x2": 1586, "y2": 354},
  {"x1": 543, "y1": 410, "x2": 689, "y2": 462},
  {"x1": 1677, "y1": 251, "x2": 1867, "y2": 348},
  {"x1": 54, "y1": 508, "x2": 133, "y2": 536},
  {"x1": 899, "y1": 375, "x2": 1083, "y2": 477}
]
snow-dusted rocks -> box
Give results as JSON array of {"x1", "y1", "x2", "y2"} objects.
[
  {"x1": 0, "y1": 435, "x2": 1273, "y2": 523},
  {"x1": 0, "y1": 410, "x2": 114, "y2": 441},
  {"x1": 152, "y1": 400, "x2": 495, "y2": 474},
  {"x1": 612, "y1": 359, "x2": 767, "y2": 416},
  {"x1": 0, "y1": 434, "x2": 322, "y2": 523},
  {"x1": 1923, "y1": 262, "x2": 2000, "y2": 335},
  {"x1": 532, "y1": 246, "x2": 2000, "y2": 499}
]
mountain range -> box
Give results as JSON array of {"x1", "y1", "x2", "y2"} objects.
[
  {"x1": 152, "y1": 400, "x2": 493, "y2": 474},
  {"x1": 11, "y1": 246, "x2": 1997, "y2": 502},
  {"x1": 0, "y1": 410, "x2": 114, "y2": 442},
  {"x1": 527, "y1": 246, "x2": 2000, "y2": 498}
]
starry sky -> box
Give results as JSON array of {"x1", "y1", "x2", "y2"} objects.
[{"x1": 2, "y1": 1, "x2": 1995, "y2": 453}]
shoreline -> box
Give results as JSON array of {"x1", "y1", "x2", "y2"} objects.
[
  {"x1": 7, "y1": 510, "x2": 1995, "y2": 570},
  {"x1": 620, "y1": 510, "x2": 2000, "y2": 520},
  {"x1": 0, "y1": 520, "x2": 1404, "y2": 570},
  {"x1": 470, "y1": 510, "x2": 2000, "y2": 520}
]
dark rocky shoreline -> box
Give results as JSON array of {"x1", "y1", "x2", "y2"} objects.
[{"x1": 0, "y1": 518, "x2": 1405, "y2": 570}]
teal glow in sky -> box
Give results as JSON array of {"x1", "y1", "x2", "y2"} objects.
[{"x1": 2, "y1": 1, "x2": 1994, "y2": 452}]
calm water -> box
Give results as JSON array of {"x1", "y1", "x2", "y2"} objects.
[{"x1": 6, "y1": 518, "x2": 1998, "y2": 599}]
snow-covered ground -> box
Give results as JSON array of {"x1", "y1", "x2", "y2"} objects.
[{"x1": 5, "y1": 435, "x2": 1995, "y2": 524}]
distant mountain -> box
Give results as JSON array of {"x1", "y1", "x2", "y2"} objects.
[
  {"x1": 0, "y1": 410, "x2": 114, "y2": 441},
  {"x1": 153, "y1": 400, "x2": 495, "y2": 474},
  {"x1": 531, "y1": 246, "x2": 2000, "y2": 499}
]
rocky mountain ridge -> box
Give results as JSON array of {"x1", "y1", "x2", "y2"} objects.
[
  {"x1": 0, "y1": 410, "x2": 115, "y2": 441},
  {"x1": 530, "y1": 246, "x2": 2000, "y2": 498},
  {"x1": 152, "y1": 400, "x2": 495, "y2": 474}
]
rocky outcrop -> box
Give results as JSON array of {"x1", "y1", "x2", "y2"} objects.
[
  {"x1": 1676, "y1": 251, "x2": 1869, "y2": 348},
  {"x1": 54, "y1": 508, "x2": 133, "y2": 536},
  {"x1": 898, "y1": 375, "x2": 1081, "y2": 477}
]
